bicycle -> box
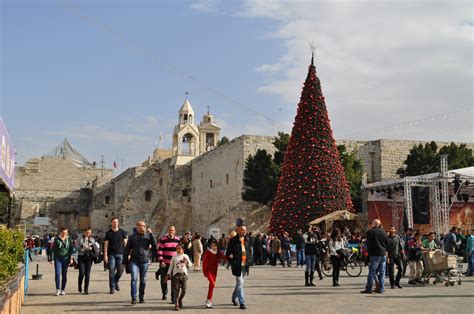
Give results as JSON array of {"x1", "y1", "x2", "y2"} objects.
[{"x1": 321, "y1": 250, "x2": 363, "y2": 277}]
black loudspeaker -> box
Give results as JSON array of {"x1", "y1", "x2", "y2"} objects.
[
  {"x1": 403, "y1": 207, "x2": 409, "y2": 231},
  {"x1": 412, "y1": 187, "x2": 430, "y2": 224}
]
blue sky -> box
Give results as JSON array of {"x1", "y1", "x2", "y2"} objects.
[{"x1": 1, "y1": 0, "x2": 473, "y2": 171}]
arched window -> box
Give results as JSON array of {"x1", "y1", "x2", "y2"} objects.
[
  {"x1": 145, "y1": 190, "x2": 153, "y2": 202},
  {"x1": 104, "y1": 195, "x2": 110, "y2": 205}
]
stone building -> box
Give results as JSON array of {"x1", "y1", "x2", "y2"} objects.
[
  {"x1": 191, "y1": 135, "x2": 276, "y2": 235},
  {"x1": 337, "y1": 139, "x2": 474, "y2": 183},
  {"x1": 14, "y1": 139, "x2": 113, "y2": 234},
  {"x1": 14, "y1": 98, "x2": 474, "y2": 236}
]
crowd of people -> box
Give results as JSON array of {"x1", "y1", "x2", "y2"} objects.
[{"x1": 24, "y1": 218, "x2": 474, "y2": 310}]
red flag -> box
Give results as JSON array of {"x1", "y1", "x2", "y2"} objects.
[{"x1": 113, "y1": 161, "x2": 117, "y2": 168}]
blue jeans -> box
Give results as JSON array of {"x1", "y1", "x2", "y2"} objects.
[
  {"x1": 297, "y1": 249, "x2": 305, "y2": 266},
  {"x1": 108, "y1": 254, "x2": 124, "y2": 289},
  {"x1": 232, "y1": 272, "x2": 246, "y2": 305},
  {"x1": 469, "y1": 251, "x2": 473, "y2": 276},
  {"x1": 54, "y1": 258, "x2": 69, "y2": 290},
  {"x1": 130, "y1": 260, "x2": 149, "y2": 301},
  {"x1": 365, "y1": 256, "x2": 386, "y2": 292},
  {"x1": 305, "y1": 254, "x2": 317, "y2": 272},
  {"x1": 284, "y1": 250, "x2": 292, "y2": 265}
]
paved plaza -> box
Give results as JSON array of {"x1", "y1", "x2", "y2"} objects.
[{"x1": 22, "y1": 259, "x2": 473, "y2": 314}]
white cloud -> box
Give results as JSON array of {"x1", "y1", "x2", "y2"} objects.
[
  {"x1": 190, "y1": 0, "x2": 220, "y2": 13},
  {"x1": 256, "y1": 62, "x2": 283, "y2": 73},
  {"x1": 239, "y1": 0, "x2": 474, "y2": 142}
]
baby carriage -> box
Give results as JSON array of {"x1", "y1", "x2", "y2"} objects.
[{"x1": 421, "y1": 250, "x2": 462, "y2": 286}]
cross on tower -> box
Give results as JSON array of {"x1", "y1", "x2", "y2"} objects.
[
  {"x1": 185, "y1": 91, "x2": 189, "y2": 99},
  {"x1": 206, "y1": 105, "x2": 211, "y2": 115}
]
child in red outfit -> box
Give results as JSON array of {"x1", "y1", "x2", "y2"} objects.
[{"x1": 202, "y1": 239, "x2": 226, "y2": 308}]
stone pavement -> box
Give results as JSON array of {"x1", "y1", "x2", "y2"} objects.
[{"x1": 22, "y1": 259, "x2": 473, "y2": 314}]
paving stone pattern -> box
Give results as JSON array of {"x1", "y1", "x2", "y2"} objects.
[{"x1": 22, "y1": 259, "x2": 473, "y2": 314}]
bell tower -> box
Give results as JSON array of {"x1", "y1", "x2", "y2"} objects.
[
  {"x1": 172, "y1": 95, "x2": 200, "y2": 156},
  {"x1": 198, "y1": 106, "x2": 221, "y2": 153}
]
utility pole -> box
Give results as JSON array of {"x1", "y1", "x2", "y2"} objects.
[{"x1": 100, "y1": 155, "x2": 105, "y2": 177}]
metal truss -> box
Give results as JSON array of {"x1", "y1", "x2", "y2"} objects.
[{"x1": 440, "y1": 155, "x2": 450, "y2": 234}]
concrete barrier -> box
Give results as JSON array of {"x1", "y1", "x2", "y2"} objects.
[{"x1": 0, "y1": 267, "x2": 25, "y2": 314}]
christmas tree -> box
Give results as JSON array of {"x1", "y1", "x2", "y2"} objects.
[{"x1": 269, "y1": 54, "x2": 353, "y2": 236}]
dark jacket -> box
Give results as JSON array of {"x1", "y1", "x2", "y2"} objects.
[
  {"x1": 387, "y1": 234, "x2": 403, "y2": 258},
  {"x1": 124, "y1": 232, "x2": 157, "y2": 263},
  {"x1": 304, "y1": 241, "x2": 321, "y2": 256},
  {"x1": 226, "y1": 235, "x2": 251, "y2": 277},
  {"x1": 295, "y1": 234, "x2": 305, "y2": 250},
  {"x1": 443, "y1": 232, "x2": 456, "y2": 254},
  {"x1": 281, "y1": 236, "x2": 291, "y2": 250},
  {"x1": 366, "y1": 227, "x2": 389, "y2": 257}
]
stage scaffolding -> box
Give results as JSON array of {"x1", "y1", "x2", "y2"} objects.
[{"x1": 364, "y1": 157, "x2": 473, "y2": 235}]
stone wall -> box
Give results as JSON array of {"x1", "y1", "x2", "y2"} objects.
[
  {"x1": 191, "y1": 135, "x2": 276, "y2": 235},
  {"x1": 91, "y1": 158, "x2": 193, "y2": 235},
  {"x1": 14, "y1": 157, "x2": 113, "y2": 234},
  {"x1": 337, "y1": 139, "x2": 474, "y2": 182},
  {"x1": 379, "y1": 139, "x2": 474, "y2": 180},
  {"x1": 208, "y1": 201, "x2": 271, "y2": 236}
]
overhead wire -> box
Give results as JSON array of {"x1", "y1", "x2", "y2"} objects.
[
  {"x1": 59, "y1": 0, "x2": 286, "y2": 130},
  {"x1": 338, "y1": 107, "x2": 472, "y2": 140},
  {"x1": 59, "y1": 0, "x2": 471, "y2": 142}
]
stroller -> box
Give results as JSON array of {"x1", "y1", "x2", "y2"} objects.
[{"x1": 421, "y1": 250, "x2": 462, "y2": 286}]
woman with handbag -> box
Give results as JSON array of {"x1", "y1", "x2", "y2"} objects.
[
  {"x1": 329, "y1": 228, "x2": 345, "y2": 287},
  {"x1": 77, "y1": 227, "x2": 99, "y2": 294}
]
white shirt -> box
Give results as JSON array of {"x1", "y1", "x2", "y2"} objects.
[{"x1": 167, "y1": 253, "x2": 191, "y2": 276}]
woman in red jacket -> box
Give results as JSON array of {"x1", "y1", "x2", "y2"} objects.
[{"x1": 202, "y1": 239, "x2": 226, "y2": 308}]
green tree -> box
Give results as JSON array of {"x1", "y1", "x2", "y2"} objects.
[
  {"x1": 337, "y1": 145, "x2": 363, "y2": 212},
  {"x1": 397, "y1": 141, "x2": 474, "y2": 177},
  {"x1": 273, "y1": 132, "x2": 290, "y2": 167},
  {"x1": 242, "y1": 149, "x2": 279, "y2": 204},
  {"x1": 217, "y1": 136, "x2": 229, "y2": 146},
  {"x1": 0, "y1": 192, "x2": 11, "y2": 225},
  {"x1": 439, "y1": 142, "x2": 474, "y2": 170},
  {"x1": 396, "y1": 142, "x2": 439, "y2": 177}
]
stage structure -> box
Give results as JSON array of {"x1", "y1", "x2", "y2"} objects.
[{"x1": 364, "y1": 157, "x2": 473, "y2": 235}]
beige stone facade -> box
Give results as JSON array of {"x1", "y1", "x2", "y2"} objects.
[
  {"x1": 191, "y1": 135, "x2": 276, "y2": 235},
  {"x1": 337, "y1": 139, "x2": 474, "y2": 182},
  {"x1": 14, "y1": 157, "x2": 113, "y2": 234}
]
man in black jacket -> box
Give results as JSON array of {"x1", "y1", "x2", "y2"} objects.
[
  {"x1": 123, "y1": 221, "x2": 157, "y2": 304},
  {"x1": 295, "y1": 229, "x2": 306, "y2": 268},
  {"x1": 387, "y1": 225, "x2": 404, "y2": 289},
  {"x1": 361, "y1": 219, "x2": 389, "y2": 294},
  {"x1": 226, "y1": 225, "x2": 251, "y2": 310}
]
